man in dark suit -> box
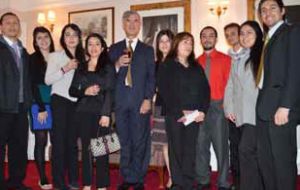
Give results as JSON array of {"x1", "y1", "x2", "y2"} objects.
[
  {"x1": 0, "y1": 12, "x2": 32, "y2": 190},
  {"x1": 256, "y1": 1, "x2": 300, "y2": 189},
  {"x1": 109, "y1": 10, "x2": 155, "y2": 190}
]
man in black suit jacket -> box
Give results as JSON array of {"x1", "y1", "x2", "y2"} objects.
[
  {"x1": 109, "y1": 10, "x2": 155, "y2": 190},
  {"x1": 0, "y1": 12, "x2": 32, "y2": 190},
  {"x1": 256, "y1": 1, "x2": 300, "y2": 189}
]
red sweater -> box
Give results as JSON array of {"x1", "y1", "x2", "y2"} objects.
[{"x1": 198, "y1": 49, "x2": 231, "y2": 101}]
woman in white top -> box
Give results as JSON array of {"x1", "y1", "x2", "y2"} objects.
[
  {"x1": 45, "y1": 23, "x2": 85, "y2": 190},
  {"x1": 224, "y1": 21, "x2": 263, "y2": 190}
]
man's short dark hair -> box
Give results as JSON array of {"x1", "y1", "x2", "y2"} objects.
[
  {"x1": 258, "y1": 0, "x2": 285, "y2": 14},
  {"x1": 224, "y1": 23, "x2": 240, "y2": 32},
  {"x1": 200, "y1": 26, "x2": 218, "y2": 38},
  {"x1": 0, "y1": 12, "x2": 19, "y2": 25}
]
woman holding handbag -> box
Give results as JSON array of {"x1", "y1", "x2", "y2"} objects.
[
  {"x1": 29, "y1": 26, "x2": 54, "y2": 190},
  {"x1": 69, "y1": 33, "x2": 115, "y2": 190}
]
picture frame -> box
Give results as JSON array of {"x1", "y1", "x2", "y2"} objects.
[
  {"x1": 68, "y1": 7, "x2": 114, "y2": 46},
  {"x1": 131, "y1": 0, "x2": 191, "y2": 47},
  {"x1": 247, "y1": 0, "x2": 256, "y2": 20}
]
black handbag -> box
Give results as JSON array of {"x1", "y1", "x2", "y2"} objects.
[{"x1": 90, "y1": 127, "x2": 121, "y2": 157}]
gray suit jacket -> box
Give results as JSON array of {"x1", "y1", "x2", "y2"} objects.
[{"x1": 224, "y1": 48, "x2": 258, "y2": 127}]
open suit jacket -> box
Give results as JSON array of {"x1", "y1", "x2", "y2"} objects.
[
  {"x1": 0, "y1": 36, "x2": 31, "y2": 113},
  {"x1": 256, "y1": 23, "x2": 300, "y2": 121}
]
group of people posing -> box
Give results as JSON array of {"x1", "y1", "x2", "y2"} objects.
[{"x1": 0, "y1": 0, "x2": 300, "y2": 190}]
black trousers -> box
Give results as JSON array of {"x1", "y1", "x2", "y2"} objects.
[
  {"x1": 0, "y1": 104, "x2": 29, "y2": 189},
  {"x1": 228, "y1": 121, "x2": 242, "y2": 183},
  {"x1": 257, "y1": 119, "x2": 297, "y2": 190},
  {"x1": 239, "y1": 124, "x2": 263, "y2": 190},
  {"x1": 165, "y1": 115, "x2": 199, "y2": 190},
  {"x1": 78, "y1": 112, "x2": 110, "y2": 188},
  {"x1": 50, "y1": 95, "x2": 79, "y2": 189}
]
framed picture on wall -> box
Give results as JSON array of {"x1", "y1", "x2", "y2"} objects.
[
  {"x1": 131, "y1": 0, "x2": 191, "y2": 47},
  {"x1": 68, "y1": 7, "x2": 114, "y2": 46}
]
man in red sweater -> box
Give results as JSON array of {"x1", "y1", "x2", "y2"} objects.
[{"x1": 195, "y1": 26, "x2": 231, "y2": 190}]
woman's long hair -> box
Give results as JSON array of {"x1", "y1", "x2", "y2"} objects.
[
  {"x1": 167, "y1": 32, "x2": 196, "y2": 66},
  {"x1": 241, "y1": 21, "x2": 263, "y2": 78},
  {"x1": 155, "y1": 29, "x2": 174, "y2": 63},
  {"x1": 32, "y1": 26, "x2": 55, "y2": 64},
  {"x1": 60, "y1": 23, "x2": 85, "y2": 63},
  {"x1": 80, "y1": 33, "x2": 110, "y2": 73}
]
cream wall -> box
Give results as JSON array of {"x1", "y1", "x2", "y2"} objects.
[{"x1": 14, "y1": 0, "x2": 248, "y2": 55}]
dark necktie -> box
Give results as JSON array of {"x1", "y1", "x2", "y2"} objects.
[
  {"x1": 125, "y1": 40, "x2": 133, "y2": 87},
  {"x1": 205, "y1": 55, "x2": 211, "y2": 82},
  {"x1": 256, "y1": 35, "x2": 270, "y2": 87}
]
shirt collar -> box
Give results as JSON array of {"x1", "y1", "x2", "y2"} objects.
[
  {"x1": 228, "y1": 47, "x2": 248, "y2": 61},
  {"x1": 125, "y1": 37, "x2": 138, "y2": 51},
  {"x1": 3, "y1": 35, "x2": 15, "y2": 47},
  {"x1": 268, "y1": 20, "x2": 284, "y2": 38},
  {"x1": 203, "y1": 48, "x2": 218, "y2": 58},
  {"x1": 228, "y1": 47, "x2": 242, "y2": 56},
  {"x1": 2, "y1": 35, "x2": 22, "y2": 49}
]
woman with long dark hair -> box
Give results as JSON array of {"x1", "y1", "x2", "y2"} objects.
[
  {"x1": 69, "y1": 33, "x2": 115, "y2": 190},
  {"x1": 30, "y1": 26, "x2": 54, "y2": 190},
  {"x1": 224, "y1": 20, "x2": 263, "y2": 190},
  {"x1": 157, "y1": 32, "x2": 210, "y2": 190},
  {"x1": 151, "y1": 29, "x2": 174, "y2": 189},
  {"x1": 45, "y1": 23, "x2": 85, "y2": 190}
]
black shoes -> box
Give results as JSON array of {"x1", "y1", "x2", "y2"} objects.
[
  {"x1": 218, "y1": 187, "x2": 231, "y2": 190},
  {"x1": 133, "y1": 183, "x2": 145, "y2": 190},
  {"x1": 117, "y1": 182, "x2": 132, "y2": 190}
]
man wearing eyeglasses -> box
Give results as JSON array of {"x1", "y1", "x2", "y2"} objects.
[{"x1": 195, "y1": 26, "x2": 231, "y2": 190}]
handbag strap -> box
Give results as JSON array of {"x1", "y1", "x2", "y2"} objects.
[{"x1": 96, "y1": 125, "x2": 116, "y2": 138}]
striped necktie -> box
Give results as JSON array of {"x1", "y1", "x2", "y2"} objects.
[
  {"x1": 256, "y1": 35, "x2": 270, "y2": 87},
  {"x1": 12, "y1": 42, "x2": 21, "y2": 68},
  {"x1": 125, "y1": 40, "x2": 133, "y2": 87}
]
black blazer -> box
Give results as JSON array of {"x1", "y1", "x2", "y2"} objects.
[
  {"x1": 157, "y1": 59, "x2": 210, "y2": 117},
  {"x1": 69, "y1": 63, "x2": 115, "y2": 116},
  {"x1": 256, "y1": 23, "x2": 300, "y2": 121},
  {"x1": 29, "y1": 52, "x2": 49, "y2": 112},
  {"x1": 0, "y1": 36, "x2": 32, "y2": 113}
]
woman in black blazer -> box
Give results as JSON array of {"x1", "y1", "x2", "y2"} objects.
[
  {"x1": 157, "y1": 32, "x2": 210, "y2": 190},
  {"x1": 29, "y1": 26, "x2": 55, "y2": 190},
  {"x1": 69, "y1": 33, "x2": 115, "y2": 190}
]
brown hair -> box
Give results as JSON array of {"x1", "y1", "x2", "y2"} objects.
[{"x1": 167, "y1": 32, "x2": 196, "y2": 66}]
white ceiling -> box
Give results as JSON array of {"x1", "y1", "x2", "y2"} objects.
[{"x1": 1, "y1": 0, "x2": 110, "y2": 11}]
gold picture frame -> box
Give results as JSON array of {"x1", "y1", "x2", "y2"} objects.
[
  {"x1": 131, "y1": 0, "x2": 191, "y2": 46},
  {"x1": 248, "y1": 0, "x2": 256, "y2": 20},
  {"x1": 69, "y1": 7, "x2": 115, "y2": 46}
]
